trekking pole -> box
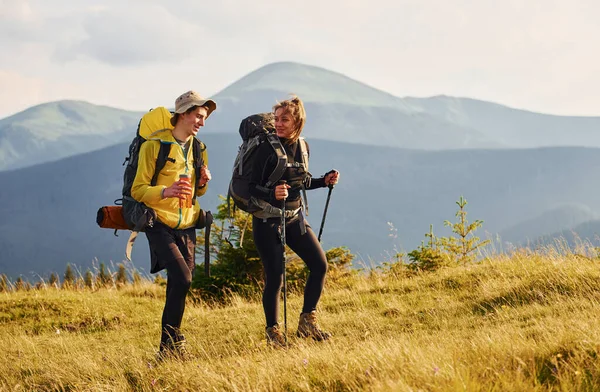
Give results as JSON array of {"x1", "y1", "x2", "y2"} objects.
[
  {"x1": 279, "y1": 180, "x2": 288, "y2": 345},
  {"x1": 204, "y1": 211, "x2": 213, "y2": 277},
  {"x1": 317, "y1": 183, "x2": 335, "y2": 242}
]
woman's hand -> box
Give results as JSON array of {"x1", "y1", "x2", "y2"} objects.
[
  {"x1": 163, "y1": 179, "x2": 193, "y2": 199},
  {"x1": 274, "y1": 183, "x2": 291, "y2": 200},
  {"x1": 324, "y1": 170, "x2": 339, "y2": 186}
]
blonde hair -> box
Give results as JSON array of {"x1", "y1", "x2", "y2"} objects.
[{"x1": 273, "y1": 95, "x2": 306, "y2": 144}]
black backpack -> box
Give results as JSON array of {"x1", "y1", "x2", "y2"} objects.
[{"x1": 227, "y1": 112, "x2": 308, "y2": 216}]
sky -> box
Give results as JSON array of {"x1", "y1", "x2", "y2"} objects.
[{"x1": 1, "y1": 0, "x2": 598, "y2": 119}]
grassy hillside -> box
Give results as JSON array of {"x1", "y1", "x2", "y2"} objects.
[{"x1": 2, "y1": 247, "x2": 600, "y2": 391}]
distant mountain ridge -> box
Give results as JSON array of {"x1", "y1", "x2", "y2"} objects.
[
  {"x1": 498, "y1": 204, "x2": 598, "y2": 244},
  {"x1": 2, "y1": 137, "x2": 600, "y2": 278},
  {"x1": 406, "y1": 95, "x2": 600, "y2": 148},
  {"x1": 2, "y1": 62, "x2": 600, "y2": 279},
  {"x1": 0, "y1": 100, "x2": 143, "y2": 171},
  {"x1": 2, "y1": 62, "x2": 600, "y2": 172},
  {"x1": 214, "y1": 61, "x2": 415, "y2": 110}
]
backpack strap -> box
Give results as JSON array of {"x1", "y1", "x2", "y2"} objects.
[
  {"x1": 298, "y1": 137, "x2": 309, "y2": 216},
  {"x1": 124, "y1": 141, "x2": 170, "y2": 261},
  {"x1": 298, "y1": 137, "x2": 309, "y2": 172},
  {"x1": 265, "y1": 134, "x2": 287, "y2": 187},
  {"x1": 192, "y1": 138, "x2": 206, "y2": 204},
  {"x1": 151, "y1": 142, "x2": 172, "y2": 186}
]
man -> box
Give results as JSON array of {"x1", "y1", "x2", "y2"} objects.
[{"x1": 131, "y1": 90, "x2": 216, "y2": 359}]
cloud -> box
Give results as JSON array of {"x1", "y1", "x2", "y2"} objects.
[
  {"x1": 0, "y1": 0, "x2": 599, "y2": 117},
  {"x1": 0, "y1": 0, "x2": 40, "y2": 45},
  {"x1": 55, "y1": 4, "x2": 207, "y2": 66},
  {"x1": 0, "y1": 0, "x2": 34, "y2": 21},
  {"x1": 0, "y1": 70, "x2": 45, "y2": 117}
]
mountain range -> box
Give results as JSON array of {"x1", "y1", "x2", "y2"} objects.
[
  {"x1": 0, "y1": 101, "x2": 142, "y2": 171},
  {"x1": 1, "y1": 61, "x2": 600, "y2": 278},
  {"x1": 2, "y1": 137, "x2": 600, "y2": 278},
  {"x1": 2, "y1": 62, "x2": 600, "y2": 172}
]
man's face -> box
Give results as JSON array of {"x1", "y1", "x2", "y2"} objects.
[{"x1": 179, "y1": 106, "x2": 208, "y2": 138}]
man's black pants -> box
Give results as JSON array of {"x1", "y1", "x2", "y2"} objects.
[{"x1": 146, "y1": 222, "x2": 196, "y2": 345}]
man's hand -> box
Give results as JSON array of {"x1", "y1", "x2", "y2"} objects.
[
  {"x1": 198, "y1": 165, "x2": 211, "y2": 187},
  {"x1": 163, "y1": 179, "x2": 192, "y2": 199}
]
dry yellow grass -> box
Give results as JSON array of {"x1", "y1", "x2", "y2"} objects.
[{"x1": 2, "y1": 250, "x2": 600, "y2": 391}]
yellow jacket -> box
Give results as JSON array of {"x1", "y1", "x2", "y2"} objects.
[{"x1": 131, "y1": 129, "x2": 208, "y2": 229}]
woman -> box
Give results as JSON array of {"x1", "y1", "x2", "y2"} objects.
[{"x1": 249, "y1": 96, "x2": 340, "y2": 347}]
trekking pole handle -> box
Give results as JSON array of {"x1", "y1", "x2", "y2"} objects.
[
  {"x1": 325, "y1": 169, "x2": 337, "y2": 190},
  {"x1": 277, "y1": 180, "x2": 288, "y2": 199}
]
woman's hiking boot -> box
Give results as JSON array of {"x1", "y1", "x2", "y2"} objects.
[
  {"x1": 157, "y1": 333, "x2": 191, "y2": 361},
  {"x1": 297, "y1": 310, "x2": 331, "y2": 341},
  {"x1": 265, "y1": 324, "x2": 287, "y2": 348}
]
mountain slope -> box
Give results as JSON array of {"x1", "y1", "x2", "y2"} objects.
[
  {"x1": 3, "y1": 62, "x2": 600, "y2": 173},
  {"x1": 498, "y1": 204, "x2": 598, "y2": 244},
  {"x1": 528, "y1": 219, "x2": 600, "y2": 249},
  {"x1": 208, "y1": 62, "x2": 499, "y2": 149},
  {"x1": 406, "y1": 95, "x2": 600, "y2": 148},
  {"x1": 214, "y1": 61, "x2": 416, "y2": 110},
  {"x1": 2, "y1": 138, "x2": 600, "y2": 278},
  {"x1": 0, "y1": 101, "x2": 142, "y2": 171}
]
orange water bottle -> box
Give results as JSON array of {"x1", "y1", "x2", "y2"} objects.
[{"x1": 179, "y1": 173, "x2": 191, "y2": 208}]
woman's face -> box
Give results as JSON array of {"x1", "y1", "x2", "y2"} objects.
[{"x1": 274, "y1": 108, "x2": 295, "y2": 139}]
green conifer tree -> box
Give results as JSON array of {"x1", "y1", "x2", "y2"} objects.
[
  {"x1": 97, "y1": 263, "x2": 113, "y2": 287},
  {"x1": 192, "y1": 198, "x2": 354, "y2": 300},
  {"x1": 48, "y1": 272, "x2": 59, "y2": 288},
  {"x1": 115, "y1": 264, "x2": 128, "y2": 287},
  {"x1": 84, "y1": 270, "x2": 94, "y2": 289},
  {"x1": 63, "y1": 264, "x2": 75, "y2": 288},
  {"x1": 15, "y1": 277, "x2": 25, "y2": 291},
  {"x1": 132, "y1": 271, "x2": 142, "y2": 286},
  {"x1": 438, "y1": 196, "x2": 490, "y2": 264}
]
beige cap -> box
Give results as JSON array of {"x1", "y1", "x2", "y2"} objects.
[{"x1": 171, "y1": 90, "x2": 217, "y2": 126}]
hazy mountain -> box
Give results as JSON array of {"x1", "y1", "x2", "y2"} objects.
[
  {"x1": 406, "y1": 95, "x2": 600, "y2": 148},
  {"x1": 208, "y1": 62, "x2": 600, "y2": 149},
  {"x1": 524, "y1": 219, "x2": 600, "y2": 251},
  {"x1": 2, "y1": 136, "x2": 600, "y2": 279},
  {"x1": 215, "y1": 61, "x2": 415, "y2": 109},
  {"x1": 3, "y1": 62, "x2": 600, "y2": 173},
  {"x1": 498, "y1": 203, "x2": 598, "y2": 244},
  {"x1": 207, "y1": 62, "x2": 499, "y2": 149},
  {"x1": 0, "y1": 100, "x2": 143, "y2": 171}
]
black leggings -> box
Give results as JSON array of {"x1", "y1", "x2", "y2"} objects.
[
  {"x1": 253, "y1": 216, "x2": 328, "y2": 327},
  {"x1": 145, "y1": 223, "x2": 196, "y2": 344}
]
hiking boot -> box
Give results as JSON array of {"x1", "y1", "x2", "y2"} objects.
[
  {"x1": 265, "y1": 324, "x2": 287, "y2": 348},
  {"x1": 157, "y1": 334, "x2": 191, "y2": 361},
  {"x1": 297, "y1": 311, "x2": 331, "y2": 341}
]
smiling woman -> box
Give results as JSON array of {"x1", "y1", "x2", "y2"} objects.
[{"x1": 248, "y1": 95, "x2": 340, "y2": 348}]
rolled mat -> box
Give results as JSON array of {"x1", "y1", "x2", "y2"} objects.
[{"x1": 96, "y1": 205, "x2": 129, "y2": 230}]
